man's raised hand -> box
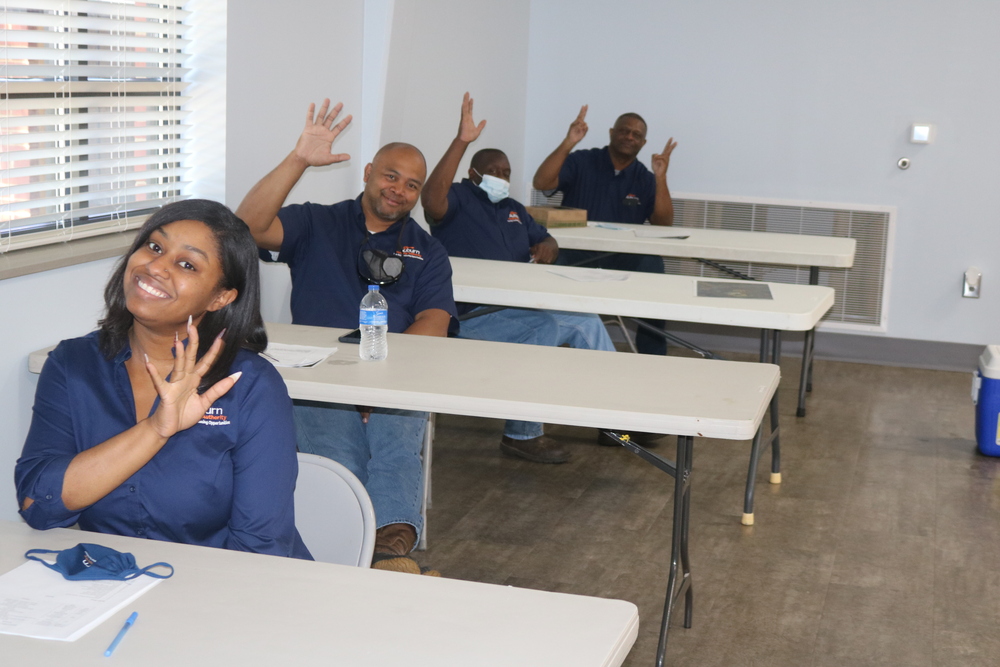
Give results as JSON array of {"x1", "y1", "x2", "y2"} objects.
[
  {"x1": 294, "y1": 99, "x2": 353, "y2": 167},
  {"x1": 458, "y1": 92, "x2": 487, "y2": 144},
  {"x1": 565, "y1": 105, "x2": 589, "y2": 145},
  {"x1": 651, "y1": 137, "x2": 678, "y2": 178}
]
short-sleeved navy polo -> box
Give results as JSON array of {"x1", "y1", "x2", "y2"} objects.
[
  {"x1": 271, "y1": 195, "x2": 457, "y2": 334},
  {"x1": 558, "y1": 146, "x2": 656, "y2": 225},
  {"x1": 430, "y1": 179, "x2": 551, "y2": 263}
]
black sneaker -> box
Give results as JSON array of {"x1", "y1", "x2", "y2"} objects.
[{"x1": 500, "y1": 435, "x2": 571, "y2": 463}]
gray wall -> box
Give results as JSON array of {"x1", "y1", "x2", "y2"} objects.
[
  {"x1": 381, "y1": 0, "x2": 532, "y2": 227},
  {"x1": 0, "y1": 260, "x2": 117, "y2": 521},
  {"x1": 524, "y1": 0, "x2": 1000, "y2": 346}
]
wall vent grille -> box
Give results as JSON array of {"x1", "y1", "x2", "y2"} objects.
[{"x1": 529, "y1": 189, "x2": 895, "y2": 333}]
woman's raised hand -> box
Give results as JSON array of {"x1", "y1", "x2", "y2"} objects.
[{"x1": 145, "y1": 318, "x2": 241, "y2": 439}]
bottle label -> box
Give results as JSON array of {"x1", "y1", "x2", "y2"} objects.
[{"x1": 359, "y1": 309, "x2": 388, "y2": 326}]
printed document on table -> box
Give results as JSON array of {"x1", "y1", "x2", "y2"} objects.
[
  {"x1": 547, "y1": 267, "x2": 630, "y2": 282},
  {"x1": 632, "y1": 228, "x2": 690, "y2": 239},
  {"x1": 0, "y1": 561, "x2": 162, "y2": 641},
  {"x1": 261, "y1": 343, "x2": 338, "y2": 368}
]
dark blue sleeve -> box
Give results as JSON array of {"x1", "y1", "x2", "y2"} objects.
[
  {"x1": 411, "y1": 243, "x2": 458, "y2": 324},
  {"x1": 15, "y1": 345, "x2": 85, "y2": 529},
  {"x1": 276, "y1": 203, "x2": 315, "y2": 266},
  {"x1": 429, "y1": 185, "x2": 462, "y2": 228},
  {"x1": 223, "y1": 357, "x2": 310, "y2": 559},
  {"x1": 556, "y1": 150, "x2": 582, "y2": 195}
]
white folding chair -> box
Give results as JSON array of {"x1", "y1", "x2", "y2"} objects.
[{"x1": 294, "y1": 453, "x2": 376, "y2": 567}]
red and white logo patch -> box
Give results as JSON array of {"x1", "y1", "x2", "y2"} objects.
[{"x1": 507, "y1": 211, "x2": 522, "y2": 225}]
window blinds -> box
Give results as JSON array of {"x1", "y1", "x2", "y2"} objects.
[{"x1": 1, "y1": 1, "x2": 191, "y2": 252}]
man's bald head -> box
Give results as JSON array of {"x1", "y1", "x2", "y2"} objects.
[{"x1": 372, "y1": 142, "x2": 427, "y2": 173}]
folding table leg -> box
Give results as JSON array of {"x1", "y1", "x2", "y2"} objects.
[
  {"x1": 655, "y1": 435, "x2": 693, "y2": 667},
  {"x1": 806, "y1": 266, "x2": 821, "y2": 395},
  {"x1": 600, "y1": 431, "x2": 693, "y2": 667},
  {"x1": 796, "y1": 327, "x2": 815, "y2": 417},
  {"x1": 743, "y1": 331, "x2": 783, "y2": 524},
  {"x1": 769, "y1": 332, "x2": 782, "y2": 485},
  {"x1": 742, "y1": 427, "x2": 764, "y2": 526}
]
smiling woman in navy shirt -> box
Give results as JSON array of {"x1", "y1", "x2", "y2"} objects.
[{"x1": 15, "y1": 200, "x2": 310, "y2": 559}]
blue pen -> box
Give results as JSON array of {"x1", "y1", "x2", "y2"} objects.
[{"x1": 104, "y1": 611, "x2": 138, "y2": 657}]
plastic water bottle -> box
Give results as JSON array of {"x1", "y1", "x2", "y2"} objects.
[{"x1": 359, "y1": 285, "x2": 389, "y2": 361}]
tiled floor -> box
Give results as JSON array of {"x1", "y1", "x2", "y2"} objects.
[{"x1": 419, "y1": 354, "x2": 1000, "y2": 666}]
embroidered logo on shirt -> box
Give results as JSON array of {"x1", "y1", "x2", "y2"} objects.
[
  {"x1": 400, "y1": 246, "x2": 424, "y2": 261},
  {"x1": 198, "y1": 406, "x2": 231, "y2": 427},
  {"x1": 507, "y1": 211, "x2": 522, "y2": 225},
  {"x1": 625, "y1": 194, "x2": 641, "y2": 204}
]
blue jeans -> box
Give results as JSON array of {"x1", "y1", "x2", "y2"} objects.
[
  {"x1": 458, "y1": 306, "x2": 615, "y2": 439},
  {"x1": 293, "y1": 401, "x2": 427, "y2": 544},
  {"x1": 558, "y1": 249, "x2": 667, "y2": 356}
]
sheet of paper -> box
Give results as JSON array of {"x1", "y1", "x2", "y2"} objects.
[
  {"x1": 262, "y1": 343, "x2": 338, "y2": 368},
  {"x1": 0, "y1": 561, "x2": 162, "y2": 641},
  {"x1": 696, "y1": 281, "x2": 773, "y2": 300},
  {"x1": 547, "y1": 267, "x2": 630, "y2": 283},
  {"x1": 632, "y1": 228, "x2": 690, "y2": 240},
  {"x1": 588, "y1": 222, "x2": 632, "y2": 231}
]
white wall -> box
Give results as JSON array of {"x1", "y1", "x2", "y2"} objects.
[
  {"x1": 381, "y1": 0, "x2": 532, "y2": 227},
  {"x1": 226, "y1": 0, "x2": 365, "y2": 322},
  {"x1": 0, "y1": 260, "x2": 117, "y2": 521},
  {"x1": 524, "y1": 0, "x2": 1000, "y2": 346}
]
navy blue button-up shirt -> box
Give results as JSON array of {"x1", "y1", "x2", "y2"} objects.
[
  {"x1": 15, "y1": 332, "x2": 311, "y2": 559},
  {"x1": 558, "y1": 147, "x2": 656, "y2": 225},
  {"x1": 272, "y1": 196, "x2": 457, "y2": 334},
  {"x1": 430, "y1": 179, "x2": 551, "y2": 264}
]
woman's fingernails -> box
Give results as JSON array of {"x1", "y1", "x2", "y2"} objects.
[
  {"x1": 187, "y1": 314, "x2": 193, "y2": 328},
  {"x1": 144, "y1": 353, "x2": 149, "y2": 363},
  {"x1": 216, "y1": 328, "x2": 227, "y2": 341},
  {"x1": 174, "y1": 331, "x2": 179, "y2": 343},
  {"x1": 229, "y1": 371, "x2": 243, "y2": 382}
]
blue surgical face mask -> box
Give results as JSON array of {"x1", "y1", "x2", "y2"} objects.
[
  {"x1": 473, "y1": 169, "x2": 510, "y2": 203},
  {"x1": 25, "y1": 543, "x2": 174, "y2": 581}
]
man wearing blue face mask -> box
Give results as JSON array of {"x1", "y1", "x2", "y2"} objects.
[{"x1": 423, "y1": 93, "x2": 616, "y2": 464}]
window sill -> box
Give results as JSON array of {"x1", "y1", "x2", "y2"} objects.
[{"x1": 0, "y1": 232, "x2": 138, "y2": 281}]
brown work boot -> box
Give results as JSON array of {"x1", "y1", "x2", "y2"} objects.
[
  {"x1": 370, "y1": 523, "x2": 440, "y2": 576},
  {"x1": 500, "y1": 435, "x2": 571, "y2": 463}
]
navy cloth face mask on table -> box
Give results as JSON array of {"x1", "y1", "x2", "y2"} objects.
[{"x1": 25, "y1": 543, "x2": 174, "y2": 581}]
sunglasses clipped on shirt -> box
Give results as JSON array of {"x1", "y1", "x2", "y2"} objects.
[{"x1": 357, "y1": 220, "x2": 407, "y2": 286}]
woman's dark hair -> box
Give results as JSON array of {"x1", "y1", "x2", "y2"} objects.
[{"x1": 98, "y1": 199, "x2": 267, "y2": 391}]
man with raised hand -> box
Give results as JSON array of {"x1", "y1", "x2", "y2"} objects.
[
  {"x1": 237, "y1": 99, "x2": 457, "y2": 575},
  {"x1": 422, "y1": 93, "x2": 616, "y2": 464},
  {"x1": 532, "y1": 106, "x2": 678, "y2": 356}
]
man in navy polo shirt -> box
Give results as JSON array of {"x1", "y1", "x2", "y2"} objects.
[
  {"x1": 236, "y1": 99, "x2": 456, "y2": 575},
  {"x1": 422, "y1": 93, "x2": 615, "y2": 465},
  {"x1": 533, "y1": 106, "x2": 678, "y2": 356}
]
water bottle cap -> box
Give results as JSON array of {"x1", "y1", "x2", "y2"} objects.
[{"x1": 368, "y1": 284, "x2": 379, "y2": 291}]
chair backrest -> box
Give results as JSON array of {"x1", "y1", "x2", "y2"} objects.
[{"x1": 294, "y1": 453, "x2": 376, "y2": 567}]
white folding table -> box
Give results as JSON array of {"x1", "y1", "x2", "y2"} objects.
[
  {"x1": 450, "y1": 256, "x2": 834, "y2": 518},
  {"x1": 269, "y1": 324, "x2": 779, "y2": 663},
  {"x1": 549, "y1": 224, "x2": 856, "y2": 268},
  {"x1": 27, "y1": 327, "x2": 779, "y2": 664},
  {"x1": 548, "y1": 223, "x2": 855, "y2": 417},
  {"x1": 0, "y1": 520, "x2": 639, "y2": 666}
]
